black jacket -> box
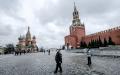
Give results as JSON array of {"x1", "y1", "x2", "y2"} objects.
[{"x1": 55, "y1": 52, "x2": 62, "y2": 63}]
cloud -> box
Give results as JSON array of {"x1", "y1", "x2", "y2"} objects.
[
  {"x1": 0, "y1": 0, "x2": 19, "y2": 11},
  {"x1": 0, "y1": 23, "x2": 13, "y2": 36},
  {"x1": 0, "y1": 0, "x2": 120, "y2": 48}
]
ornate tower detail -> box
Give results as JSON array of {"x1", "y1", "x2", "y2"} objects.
[
  {"x1": 72, "y1": 2, "x2": 84, "y2": 26},
  {"x1": 26, "y1": 26, "x2": 32, "y2": 45},
  {"x1": 26, "y1": 26, "x2": 31, "y2": 41}
]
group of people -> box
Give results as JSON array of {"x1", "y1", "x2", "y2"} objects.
[
  {"x1": 43, "y1": 49, "x2": 51, "y2": 55},
  {"x1": 14, "y1": 49, "x2": 29, "y2": 56}
]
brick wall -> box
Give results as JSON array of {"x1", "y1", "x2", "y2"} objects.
[{"x1": 83, "y1": 26, "x2": 120, "y2": 45}]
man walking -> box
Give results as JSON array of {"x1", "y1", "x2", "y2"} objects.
[{"x1": 54, "y1": 49, "x2": 62, "y2": 73}]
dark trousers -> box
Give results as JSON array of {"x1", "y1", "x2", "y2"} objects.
[
  {"x1": 88, "y1": 56, "x2": 91, "y2": 66},
  {"x1": 55, "y1": 63, "x2": 62, "y2": 72}
]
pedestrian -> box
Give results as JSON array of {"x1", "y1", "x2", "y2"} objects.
[
  {"x1": 54, "y1": 49, "x2": 62, "y2": 73},
  {"x1": 44, "y1": 50, "x2": 45, "y2": 53},
  {"x1": 48, "y1": 49, "x2": 50, "y2": 55},
  {"x1": 87, "y1": 48, "x2": 92, "y2": 67}
]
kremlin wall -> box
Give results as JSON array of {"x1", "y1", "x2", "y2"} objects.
[
  {"x1": 82, "y1": 27, "x2": 120, "y2": 45},
  {"x1": 64, "y1": 3, "x2": 120, "y2": 49}
]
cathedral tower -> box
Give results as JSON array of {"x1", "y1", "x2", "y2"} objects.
[{"x1": 26, "y1": 26, "x2": 31, "y2": 45}]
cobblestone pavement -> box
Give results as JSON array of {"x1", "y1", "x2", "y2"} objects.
[{"x1": 0, "y1": 50, "x2": 120, "y2": 75}]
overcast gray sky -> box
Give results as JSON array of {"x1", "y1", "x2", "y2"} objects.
[{"x1": 0, "y1": 0, "x2": 120, "y2": 48}]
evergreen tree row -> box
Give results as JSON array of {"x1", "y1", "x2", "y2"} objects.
[{"x1": 80, "y1": 36, "x2": 115, "y2": 48}]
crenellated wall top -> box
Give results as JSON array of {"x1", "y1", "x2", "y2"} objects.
[{"x1": 86, "y1": 26, "x2": 120, "y2": 37}]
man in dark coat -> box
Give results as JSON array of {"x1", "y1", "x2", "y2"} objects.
[{"x1": 54, "y1": 50, "x2": 62, "y2": 73}]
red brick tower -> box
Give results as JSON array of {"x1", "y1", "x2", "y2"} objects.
[{"x1": 65, "y1": 2, "x2": 85, "y2": 48}]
